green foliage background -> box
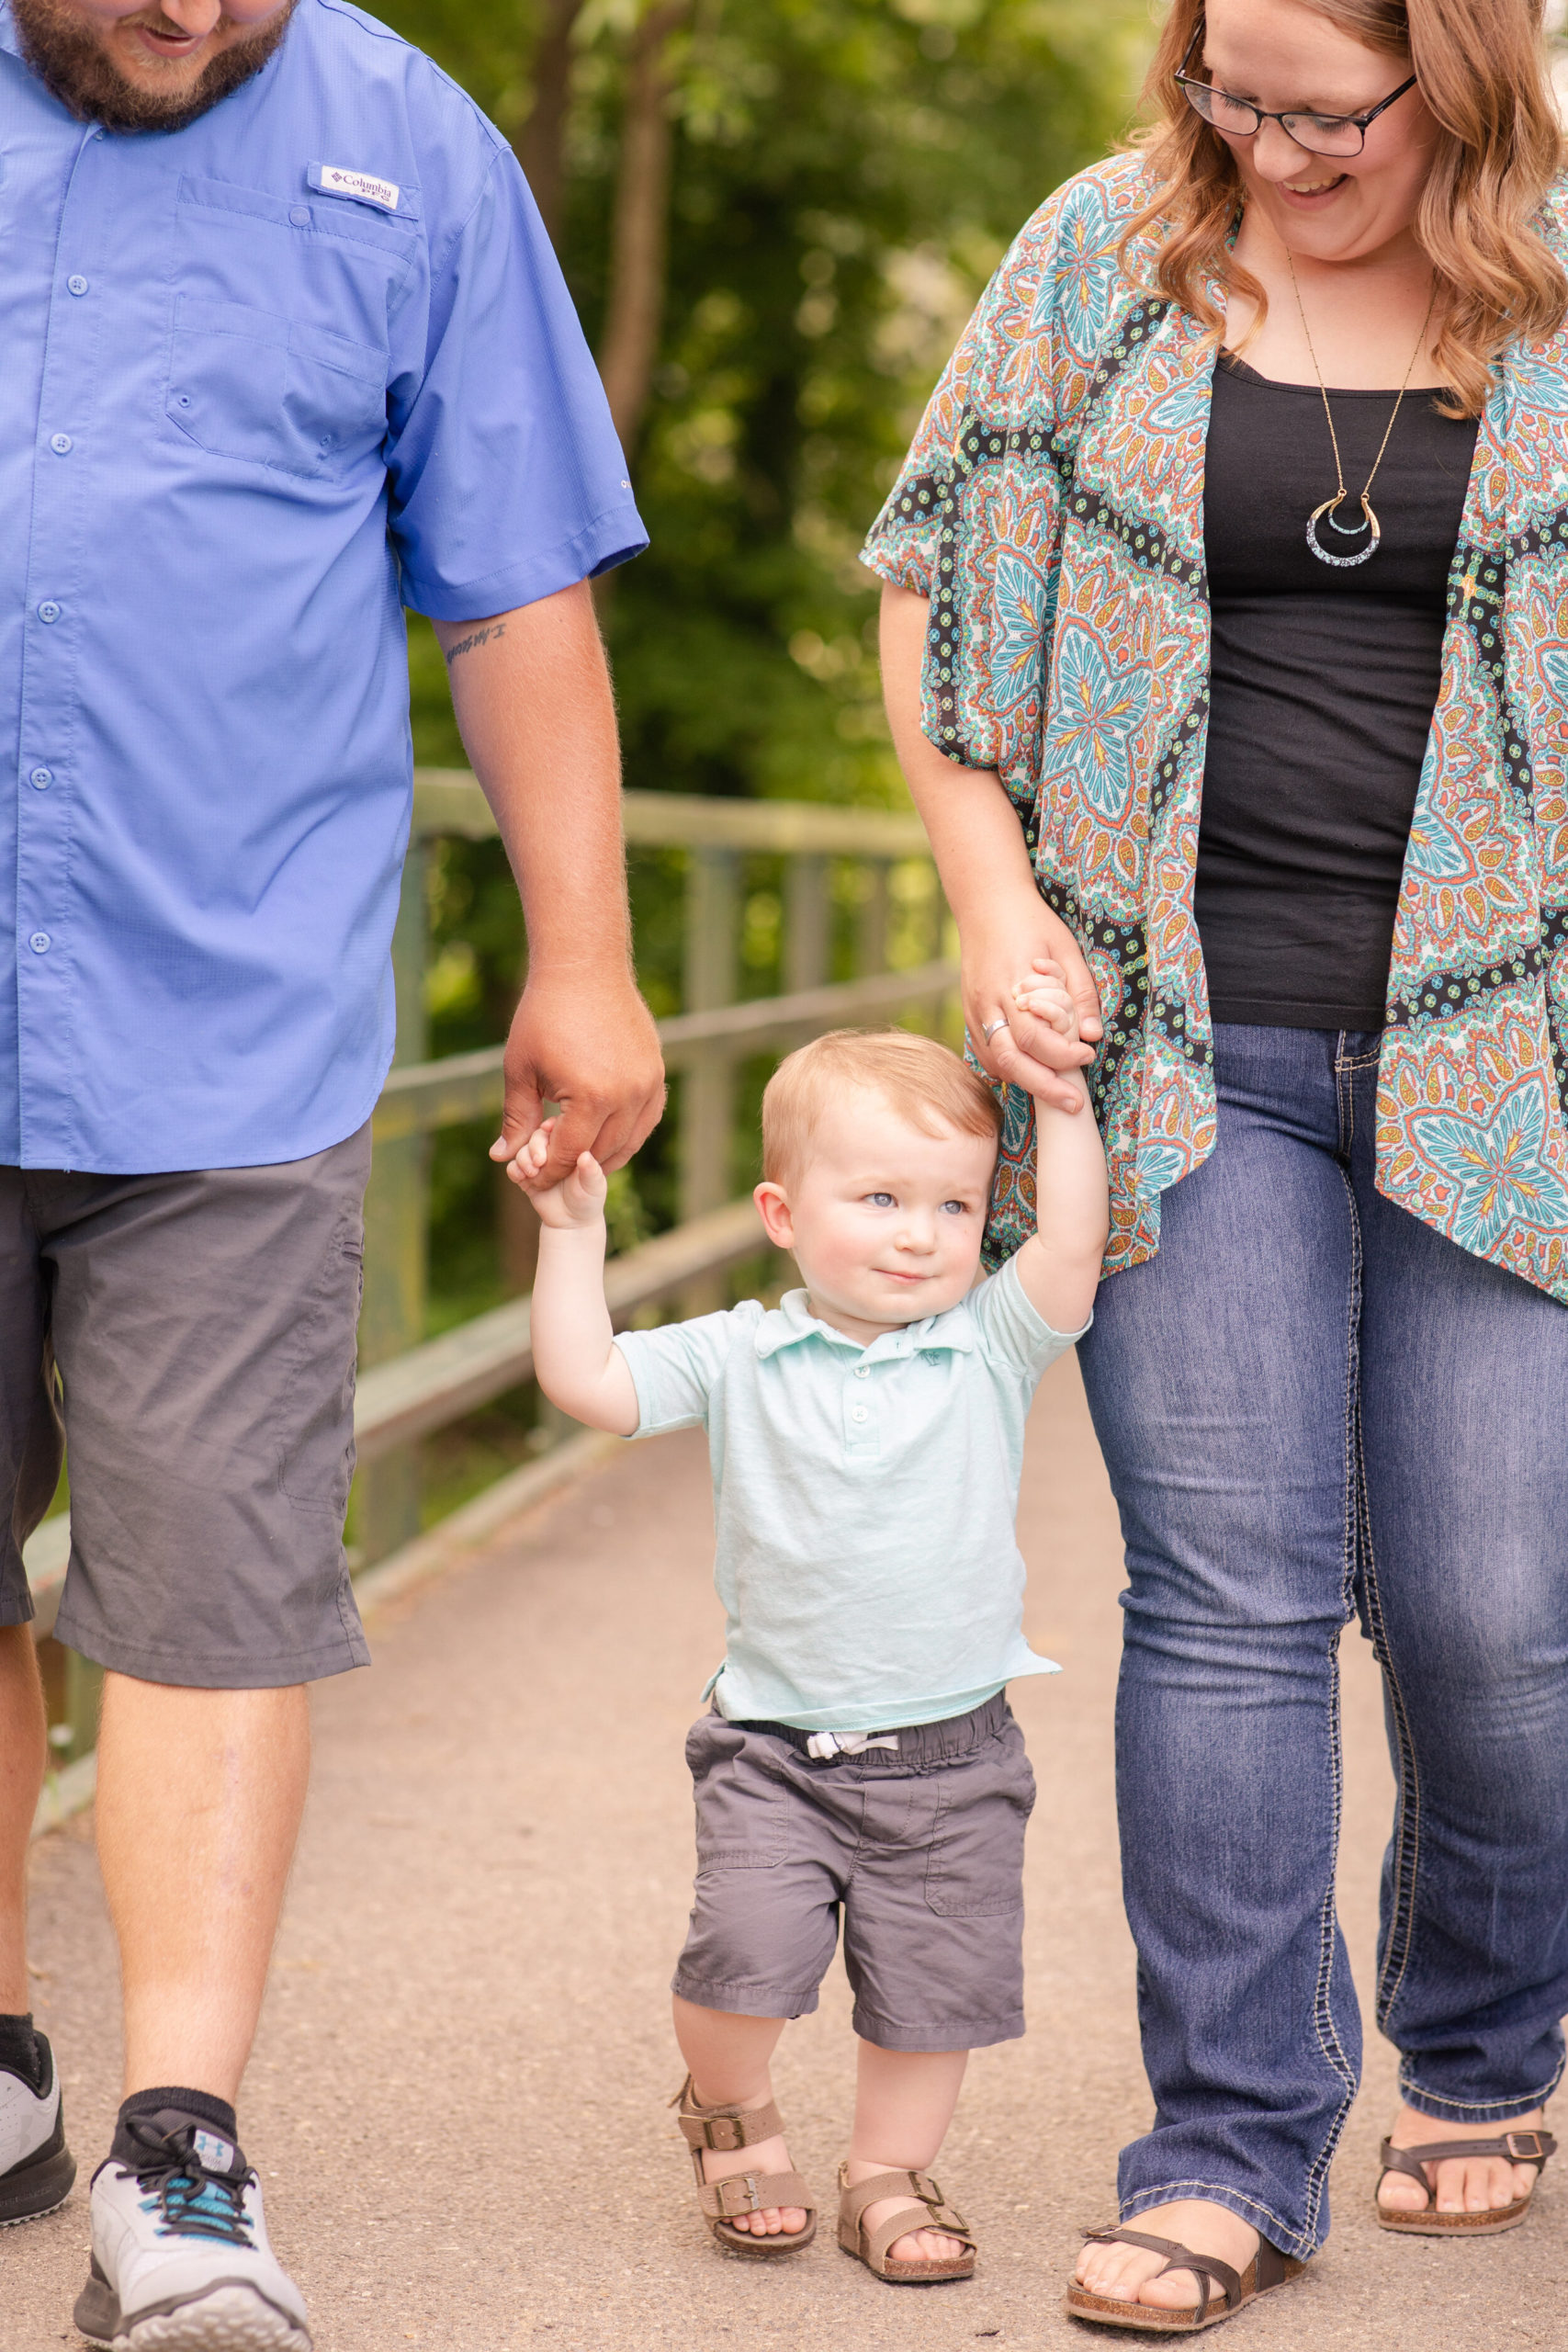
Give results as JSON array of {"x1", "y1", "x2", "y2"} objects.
[
  {"x1": 385, "y1": 0, "x2": 1151, "y2": 1037},
  {"x1": 368, "y1": 0, "x2": 1151, "y2": 1503},
  {"x1": 392, "y1": 0, "x2": 1150, "y2": 805}
]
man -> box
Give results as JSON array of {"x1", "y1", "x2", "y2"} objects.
[{"x1": 0, "y1": 0, "x2": 664, "y2": 2341}]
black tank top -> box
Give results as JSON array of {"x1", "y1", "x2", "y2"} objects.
[{"x1": 1196, "y1": 354, "x2": 1479, "y2": 1029}]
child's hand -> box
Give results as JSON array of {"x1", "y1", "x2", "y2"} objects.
[
  {"x1": 506, "y1": 1120, "x2": 608, "y2": 1229},
  {"x1": 1010, "y1": 958, "x2": 1080, "y2": 1045}
]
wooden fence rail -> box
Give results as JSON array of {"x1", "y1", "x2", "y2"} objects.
[
  {"x1": 26, "y1": 775, "x2": 953, "y2": 1782},
  {"x1": 372, "y1": 958, "x2": 955, "y2": 1141}
]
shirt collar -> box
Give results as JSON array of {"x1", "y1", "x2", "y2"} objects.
[
  {"x1": 1, "y1": 6, "x2": 22, "y2": 60},
  {"x1": 753, "y1": 1287, "x2": 976, "y2": 1362}
]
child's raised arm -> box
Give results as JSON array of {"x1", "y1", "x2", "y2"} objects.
[
  {"x1": 506, "y1": 1124, "x2": 641, "y2": 1436},
  {"x1": 1006, "y1": 961, "x2": 1110, "y2": 1335}
]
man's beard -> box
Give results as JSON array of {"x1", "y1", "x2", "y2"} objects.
[{"x1": 11, "y1": 0, "x2": 296, "y2": 133}]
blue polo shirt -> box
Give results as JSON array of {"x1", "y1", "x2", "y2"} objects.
[
  {"x1": 615, "y1": 1257, "x2": 1084, "y2": 1732},
  {"x1": 0, "y1": 0, "x2": 645, "y2": 1170}
]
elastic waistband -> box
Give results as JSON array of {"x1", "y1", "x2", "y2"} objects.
[{"x1": 726, "y1": 1690, "x2": 1011, "y2": 1767}]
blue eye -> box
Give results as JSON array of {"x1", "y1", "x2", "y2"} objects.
[
  {"x1": 940, "y1": 1200, "x2": 969, "y2": 1216},
  {"x1": 865, "y1": 1191, "x2": 895, "y2": 1207}
]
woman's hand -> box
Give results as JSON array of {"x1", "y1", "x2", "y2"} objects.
[
  {"x1": 1013, "y1": 956, "x2": 1083, "y2": 1049},
  {"x1": 964, "y1": 903, "x2": 1101, "y2": 1113}
]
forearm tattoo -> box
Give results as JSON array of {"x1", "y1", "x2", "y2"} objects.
[{"x1": 444, "y1": 620, "x2": 508, "y2": 662}]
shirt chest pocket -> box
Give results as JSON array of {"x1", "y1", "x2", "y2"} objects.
[{"x1": 165, "y1": 294, "x2": 388, "y2": 481}]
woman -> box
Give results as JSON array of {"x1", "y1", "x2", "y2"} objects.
[{"x1": 865, "y1": 0, "x2": 1568, "y2": 2331}]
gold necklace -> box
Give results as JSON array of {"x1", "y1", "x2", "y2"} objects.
[{"x1": 1285, "y1": 251, "x2": 1437, "y2": 569}]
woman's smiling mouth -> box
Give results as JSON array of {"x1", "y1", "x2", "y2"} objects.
[{"x1": 1277, "y1": 172, "x2": 1351, "y2": 205}]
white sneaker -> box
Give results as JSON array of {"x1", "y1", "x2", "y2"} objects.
[
  {"x1": 74, "y1": 2113, "x2": 310, "y2": 2351},
  {"x1": 0, "y1": 2029, "x2": 75, "y2": 2223}
]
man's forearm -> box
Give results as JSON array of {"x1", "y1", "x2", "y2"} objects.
[
  {"x1": 434, "y1": 581, "x2": 631, "y2": 977},
  {"x1": 434, "y1": 581, "x2": 664, "y2": 1174}
]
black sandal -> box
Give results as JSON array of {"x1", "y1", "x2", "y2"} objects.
[
  {"x1": 1065, "y1": 2226, "x2": 1304, "y2": 2334},
  {"x1": 1376, "y1": 2128, "x2": 1555, "y2": 2235}
]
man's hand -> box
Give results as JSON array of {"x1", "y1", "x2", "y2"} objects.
[
  {"x1": 432, "y1": 581, "x2": 667, "y2": 1188},
  {"x1": 491, "y1": 968, "x2": 664, "y2": 1185}
]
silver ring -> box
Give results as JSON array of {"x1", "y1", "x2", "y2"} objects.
[{"x1": 982, "y1": 1017, "x2": 1010, "y2": 1043}]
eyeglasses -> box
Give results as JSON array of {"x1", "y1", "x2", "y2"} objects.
[{"x1": 1173, "y1": 23, "x2": 1417, "y2": 158}]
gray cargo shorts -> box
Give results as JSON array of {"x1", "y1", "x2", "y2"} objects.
[
  {"x1": 673, "y1": 1692, "x2": 1034, "y2": 2052},
  {"x1": 0, "y1": 1126, "x2": 373, "y2": 1689}
]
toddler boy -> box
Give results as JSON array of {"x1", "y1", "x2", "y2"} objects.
[{"x1": 508, "y1": 985, "x2": 1106, "y2": 2281}]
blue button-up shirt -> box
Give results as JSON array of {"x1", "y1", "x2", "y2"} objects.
[{"x1": 0, "y1": 0, "x2": 645, "y2": 1170}]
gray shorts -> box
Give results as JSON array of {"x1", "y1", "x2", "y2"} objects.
[
  {"x1": 0, "y1": 1128, "x2": 373, "y2": 1689},
  {"x1": 673, "y1": 1692, "x2": 1034, "y2": 2052}
]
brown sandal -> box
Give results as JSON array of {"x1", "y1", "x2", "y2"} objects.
[
  {"x1": 671, "y1": 2075, "x2": 817, "y2": 2258},
  {"x1": 1375, "y1": 2127, "x2": 1556, "y2": 2235},
  {"x1": 836, "y1": 2162, "x2": 976, "y2": 2283},
  {"x1": 1065, "y1": 2227, "x2": 1303, "y2": 2334}
]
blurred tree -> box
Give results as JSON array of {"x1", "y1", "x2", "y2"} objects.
[
  {"x1": 518, "y1": 0, "x2": 588, "y2": 243},
  {"x1": 391, "y1": 0, "x2": 1150, "y2": 808},
  {"x1": 598, "y1": 0, "x2": 694, "y2": 450}
]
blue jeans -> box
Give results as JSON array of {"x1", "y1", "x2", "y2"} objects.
[{"x1": 1077, "y1": 1024, "x2": 1568, "y2": 2259}]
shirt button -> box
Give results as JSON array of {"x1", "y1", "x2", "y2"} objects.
[
  {"x1": 50, "y1": 434, "x2": 73, "y2": 456},
  {"x1": 37, "y1": 603, "x2": 61, "y2": 624},
  {"x1": 67, "y1": 276, "x2": 89, "y2": 297},
  {"x1": 28, "y1": 768, "x2": 52, "y2": 790},
  {"x1": 28, "y1": 933, "x2": 51, "y2": 955},
  {"x1": 289, "y1": 206, "x2": 310, "y2": 227},
  {"x1": 853, "y1": 1364, "x2": 870, "y2": 1378},
  {"x1": 851, "y1": 1405, "x2": 869, "y2": 1423}
]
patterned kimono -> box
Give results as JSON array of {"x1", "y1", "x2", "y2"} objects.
[{"x1": 863, "y1": 153, "x2": 1568, "y2": 1302}]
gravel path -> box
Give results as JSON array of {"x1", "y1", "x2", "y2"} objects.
[{"x1": 10, "y1": 1352, "x2": 1563, "y2": 2348}]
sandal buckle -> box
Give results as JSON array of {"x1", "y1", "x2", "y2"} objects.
[
  {"x1": 700, "y1": 2116, "x2": 745, "y2": 2153},
  {"x1": 716, "y1": 2172, "x2": 763, "y2": 2215},
  {"x1": 1505, "y1": 2132, "x2": 1544, "y2": 2161}
]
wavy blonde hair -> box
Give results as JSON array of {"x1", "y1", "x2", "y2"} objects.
[
  {"x1": 1122, "y1": 0, "x2": 1567, "y2": 415},
  {"x1": 761, "y1": 1030, "x2": 1000, "y2": 1185}
]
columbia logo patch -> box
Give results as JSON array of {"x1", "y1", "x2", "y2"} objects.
[{"x1": 308, "y1": 162, "x2": 400, "y2": 212}]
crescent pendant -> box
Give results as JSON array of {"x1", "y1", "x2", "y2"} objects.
[{"x1": 1306, "y1": 493, "x2": 1381, "y2": 570}]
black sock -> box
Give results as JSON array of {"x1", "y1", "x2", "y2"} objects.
[
  {"x1": 112, "y1": 2086, "x2": 240, "y2": 2168},
  {"x1": 0, "y1": 2012, "x2": 45, "y2": 2095}
]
